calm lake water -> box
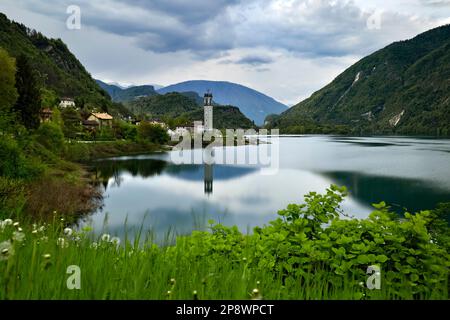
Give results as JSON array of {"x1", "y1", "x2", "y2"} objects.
[{"x1": 81, "y1": 136, "x2": 450, "y2": 240}]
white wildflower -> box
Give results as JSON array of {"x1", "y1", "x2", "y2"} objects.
[
  {"x1": 101, "y1": 234, "x2": 110, "y2": 242},
  {"x1": 64, "y1": 228, "x2": 73, "y2": 236},
  {"x1": 0, "y1": 241, "x2": 14, "y2": 261},
  {"x1": 13, "y1": 222, "x2": 19, "y2": 227},
  {"x1": 90, "y1": 242, "x2": 98, "y2": 249},
  {"x1": 32, "y1": 230, "x2": 38, "y2": 234},
  {"x1": 38, "y1": 226, "x2": 45, "y2": 232},
  {"x1": 12, "y1": 231, "x2": 25, "y2": 242},
  {"x1": 43, "y1": 253, "x2": 51, "y2": 259},
  {"x1": 251, "y1": 288, "x2": 262, "y2": 300},
  {"x1": 0, "y1": 220, "x2": 11, "y2": 230},
  {"x1": 57, "y1": 237, "x2": 68, "y2": 248},
  {"x1": 110, "y1": 237, "x2": 120, "y2": 246},
  {"x1": 41, "y1": 236, "x2": 49, "y2": 242},
  {"x1": 17, "y1": 227, "x2": 23, "y2": 232}
]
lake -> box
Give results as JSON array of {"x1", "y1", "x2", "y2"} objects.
[{"x1": 81, "y1": 136, "x2": 450, "y2": 240}]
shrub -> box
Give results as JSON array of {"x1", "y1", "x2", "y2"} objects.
[
  {"x1": 137, "y1": 122, "x2": 169, "y2": 144},
  {"x1": 0, "y1": 177, "x2": 25, "y2": 219},
  {"x1": 61, "y1": 107, "x2": 82, "y2": 139},
  {"x1": 181, "y1": 185, "x2": 450, "y2": 299},
  {"x1": 114, "y1": 121, "x2": 137, "y2": 141},
  {"x1": 64, "y1": 142, "x2": 90, "y2": 162},
  {"x1": 97, "y1": 127, "x2": 114, "y2": 141},
  {"x1": 35, "y1": 122, "x2": 65, "y2": 154},
  {"x1": 0, "y1": 135, "x2": 28, "y2": 178}
]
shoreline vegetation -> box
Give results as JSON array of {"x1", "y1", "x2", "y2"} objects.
[{"x1": 0, "y1": 186, "x2": 448, "y2": 300}]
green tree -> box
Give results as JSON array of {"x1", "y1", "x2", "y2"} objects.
[
  {"x1": 0, "y1": 48, "x2": 18, "y2": 131},
  {"x1": 137, "y1": 122, "x2": 169, "y2": 144},
  {"x1": 41, "y1": 88, "x2": 59, "y2": 108},
  {"x1": 35, "y1": 122, "x2": 65, "y2": 154},
  {"x1": 114, "y1": 120, "x2": 137, "y2": 141},
  {"x1": 51, "y1": 108, "x2": 64, "y2": 127},
  {"x1": 13, "y1": 54, "x2": 42, "y2": 130},
  {"x1": 61, "y1": 107, "x2": 82, "y2": 139}
]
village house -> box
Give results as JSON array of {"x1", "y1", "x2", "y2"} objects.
[
  {"x1": 87, "y1": 112, "x2": 114, "y2": 128},
  {"x1": 149, "y1": 119, "x2": 168, "y2": 128},
  {"x1": 173, "y1": 127, "x2": 190, "y2": 136},
  {"x1": 59, "y1": 97, "x2": 76, "y2": 109},
  {"x1": 39, "y1": 108, "x2": 53, "y2": 123},
  {"x1": 81, "y1": 119, "x2": 100, "y2": 131},
  {"x1": 136, "y1": 119, "x2": 168, "y2": 129},
  {"x1": 193, "y1": 121, "x2": 204, "y2": 134}
]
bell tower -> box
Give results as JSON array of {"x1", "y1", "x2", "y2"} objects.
[{"x1": 204, "y1": 91, "x2": 213, "y2": 132}]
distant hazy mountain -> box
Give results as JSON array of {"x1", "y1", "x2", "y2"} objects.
[
  {"x1": 108, "y1": 82, "x2": 130, "y2": 89},
  {"x1": 96, "y1": 79, "x2": 157, "y2": 102},
  {"x1": 273, "y1": 24, "x2": 450, "y2": 135},
  {"x1": 157, "y1": 80, "x2": 287, "y2": 125},
  {"x1": 152, "y1": 84, "x2": 165, "y2": 90}
]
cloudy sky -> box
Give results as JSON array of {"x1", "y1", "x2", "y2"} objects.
[{"x1": 1, "y1": 0, "x2": 449, "y2": 105}]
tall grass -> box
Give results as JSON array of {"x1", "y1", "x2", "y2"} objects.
[{"x1": 0, "y1": 218, "x2": 447, "y2": 300}]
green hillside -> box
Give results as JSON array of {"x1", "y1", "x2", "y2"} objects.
[
  {"x1": 128, "y1": 92, "x2": 200, "y2": 118},
  {"x1": 182, "y1": 105, "x2": 255, "y2": 129},
  {"x1": 0, "y1": 13, "x2": 111, "y2": 110},
  {"x1": 128, "y1": 91, "x2": 255, "y2": 129},
  {"x1": 272, "y1": 25, "x2": 450, "y2": 135}
]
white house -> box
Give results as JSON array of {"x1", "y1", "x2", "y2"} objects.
[
  {"x1": 59, "y1": 98, "x2": 76, "y2": 109},
  {"x1": 193, "y1": 121, "x2": 204, "y2": 134},
  {"x1": 173, "y1": 127, "x2": 190, "y2": 136}
]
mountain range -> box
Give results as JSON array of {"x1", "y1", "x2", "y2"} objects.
[
  {"x1": 2, "y1": 11, "x2": 448, "y2": 135},
  {"x1": 97, "y1": 79, "x2": 288, "y2": 125},
  {"x1": 96, "y1": 79, "x2": 158, "y2": 103},
  {"x1": 157, "y1": 80, "x2": 288, "y2": 125},
  {"x1": 271, "y1": 24, "x2": 450, "y2": 135}
]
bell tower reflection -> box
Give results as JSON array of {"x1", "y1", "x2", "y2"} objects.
[{"x1": 204, "y1": 164, "x2": 213, "y2": 195}]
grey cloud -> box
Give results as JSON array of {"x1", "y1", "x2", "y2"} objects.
[
  {"x1": 12, "y1": 0, "x2": 447, "y2": 59},
  {"x1": 235, "y1": 55, "x2": 274, "y2": 66},
  {"x1": 15, "y1": 0, "x2": 239, "y2": 55},
  {"x1": 115, "y1": 0, "x2": 242, "y2": 24},
  {"x1": 420, "y1": 0, "x2": 450, "y2": 6}
]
